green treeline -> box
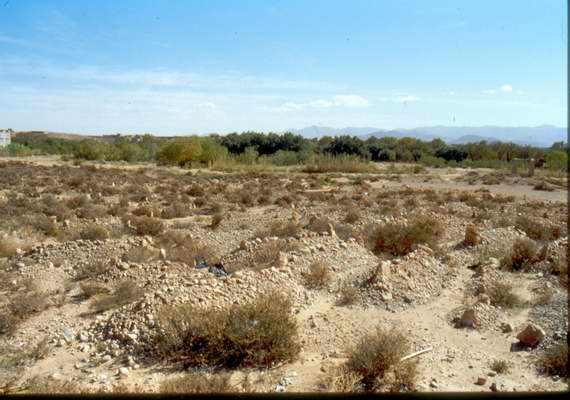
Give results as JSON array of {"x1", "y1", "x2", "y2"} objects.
[{"x1": 6, "y1": 131, "x2": 569, "y2": 171}]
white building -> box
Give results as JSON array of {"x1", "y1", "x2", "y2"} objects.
[{"x1": 0, "y1": 129, "x2": 12, "y2": 147}]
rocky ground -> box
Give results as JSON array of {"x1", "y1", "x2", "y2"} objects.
[{"x1": 0, "y1": 158, "x2": 567, "y2": 393}]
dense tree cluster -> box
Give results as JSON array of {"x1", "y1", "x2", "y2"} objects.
[{"x1": 8, "y1": 131, "x2": 569, "y2": 171}]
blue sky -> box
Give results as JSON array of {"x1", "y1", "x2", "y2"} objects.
[{"x1": 0, "y1": 0, "x2": 566, "y2": 134}]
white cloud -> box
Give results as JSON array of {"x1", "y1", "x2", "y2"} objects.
[
  {"x1": 329, "y1": 95, "x2": 369, "y2": 107},
  {"x1": 483, "y1": 84, "x2": 514, "y2": 95},
  {"x1": 265, "y1": 95, "x2": 369, "y2": 113}
]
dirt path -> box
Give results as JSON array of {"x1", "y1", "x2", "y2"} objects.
[{"x1": 279, "y1": 253, "x2": 564, "y2": 393}]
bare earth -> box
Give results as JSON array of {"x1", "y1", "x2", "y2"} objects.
[{"x1": 0, "y1": 157, "x2": 567, "y2": 394}]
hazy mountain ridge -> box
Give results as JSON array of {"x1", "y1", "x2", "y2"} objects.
[{"x1": 287, "y1": 125, "x2": 567, "y2": 146}]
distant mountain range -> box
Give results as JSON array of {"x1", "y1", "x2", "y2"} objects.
[{"x1": 286, "y1": 125, "x2": 567, "y2": 147}]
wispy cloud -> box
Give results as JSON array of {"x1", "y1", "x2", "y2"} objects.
[
  {"x1": 483, "y1": 84, "x2": 515, "y2": 95},
  {"x1": 0, "y1": 59, "x2": 344, "y2": 93},
  {"x1": 262, "y1": 95, "x2": 369, "y2": 112}
]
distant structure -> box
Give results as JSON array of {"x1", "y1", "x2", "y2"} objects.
[{"x1": 0, "y1": 129, "x2": 12, "y2": 147}]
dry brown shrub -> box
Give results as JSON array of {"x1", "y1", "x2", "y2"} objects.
[
  {"x1": 486, "y1": 281, "x2": 525, "y2": 308},
  {"x1": 534, "y1": 181, "x2": 554, "y2": 191},
  {"x1": 156, "y1": 231, "x2": 216, "y2": 264},
  {"x1": 90, "y1": 281, "x2": 144, "y2": 313},
  {"x1": 344, "y1": 209, "x2": 361, "y2": 224},
  {"x1": 550, "y1": 253, "x2": 568, "y2": 287},
  {"x1": 322, "y1": 366, "x2": 364, "y2": 392},
  {"x1": 540, "y1": 343, "x2": 568, "y2": 377},
  {"x1": 75, "y1": 205, "x2": 107, "y2": 220},
  {"x1": 337, "y1": 284, "x2": 359, "y2": 306},
  {"x1": 515, "y1": 216, "x2": 561, "y2": 241},
  {"x1": 154, "y1": 293, "x2": 300, "y2": 369},
  {"x1": 501, "y1": 238, "x2": 537, "y2": 271},
  {"x1": 257, "y1": 221, "x2": 301, "y2": 239},
  {"x1": 344, "y1": 326, "x2": 417, "y2": 392},
  {"x1": 306, "y1": 216, "x2": 334, "y2": 234},
  {"x1": 74, "y1": 260, "x2": 111, "y2": 281},
  {"x1": 368, "y1": 215, "x2": 443, "y2": 256},
  {"x1": 129, "y1": 216, "x2": 165, "y2": 236},
  {"x1": 0, "y1": 234, "x2": 32, "y2": 258},
  {"x1": 161, "y1": 203, "x2": 192, "y2": 219},
  {"x1": 303, "y1": 261, "x2": 333, "y2": 289},
  {"x1": 123, "y1": 246, "x2": 159, "y2": 263},
  {"x1": 79, "y1": 281, "x2": 110, "y2": 299},
  {"x1": 29, "y1": 215, "x2": 59, "y2": 237},
  {"x1": 490, "y1": 360, "x2": 510, "y2": 374},
  {"x1": 132, "y1": 205, "x2": 156, "y2": 217},
  {"x1": 248, "y1": 241, "x2": 283, "y2": 271},
  {"x1": 66, "y1": 195, "x2": 89, "y2": 209},
  {"x1": 160, "y1": 373, "x2": 234, "y2": 394},
  {"x1": 464, "y1": 224, "x2": 480, "y2": 246},
  {"x1": 210, "y1": 213, "x2": 224, "y2": 229},
  {"x1": 79, "y1": 224, "x2": 109, "y2": 241},
  {"x1": 532, "y1": 287, "x2": 554, "y2": 305}
]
